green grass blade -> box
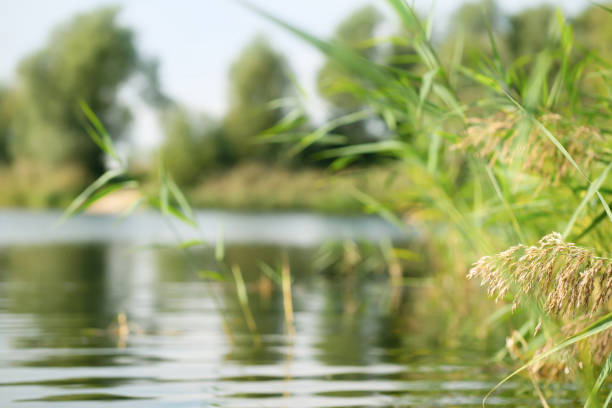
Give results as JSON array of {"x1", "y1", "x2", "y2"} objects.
[
  {"x1": 198, "y1": 270, "x2": 226, "y2": 282},
  {"x1": 484, "y1": 164, "x2": 525, "y2": 243},
  {"x1": 502, "y1": 88, "x2": 612, "y2": 224},
  {"x1": 289, "y1": 109, "x2": 373, "y2": 156},
  {"x1": 179, "y1": 240, "x2": 207, "y2": 249},
  {"x1": 167, "y1": 175, "x2": 196, "y2": 225},
  {"x1": 483, "y1": 311, "x2": 612, "y2": 406},
  {"x1": 564, "y1": 162, "x2": 612, "y2": 239},
  {"x1": 215, "y1": 224, "x2": 225, "y2": 262},
  {"x1": 604, "y1": 388, "x2": 612, "y2": 408},
  {"x1": 349, "y1": 187, "x2": 404, "y2": 229},
  {"x1": 258, "y1": 261, "x2": 282, "y2": 286},
  {"x1": 159, "y1": 164, "x2": 170, "y2": 217},
  {"x1": 385, "y1": 0, "x2": 452, "y2": 88},
  {"x1": 237, "y1": 0, "x2": 391, "y2": 87},
  {"x1": 78, "y1": 180, "x2": 138, "y2": 214},
  {"x1": 114, "y1": 197, "x2": 144, "y2": 225},
  {"x1": 148, "y1": 197, "x2": 195, "y2": 225},
  {"x1": 59, "y1": 168, "x2": 124, "y2": 223},
  {"x1": 79, "y1": 100, "x2": 120, "y2": 163},
  {"x1": 231, "y1": 264, "x2": 259, "y2": 343},
  {"x1": 574, "y1": 201, "x2": 612, "y2": 242},
  {"x1": 314, "y1": 140, "x2": 409, "y2": 160},
  {"x1": 532, "y1": 118, "x2": 612, "y2": 224},
  {"x1": 586, "y1": 349, "x2": 612, "y2": 407}
]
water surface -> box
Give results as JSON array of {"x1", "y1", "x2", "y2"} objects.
[{"x1": 0, "y1": 211, "x2": 577, "y2": 407}]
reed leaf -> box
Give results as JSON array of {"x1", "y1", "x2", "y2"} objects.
[{"x1": 484, "y1": 311, "x2": 612, "y2": 406}]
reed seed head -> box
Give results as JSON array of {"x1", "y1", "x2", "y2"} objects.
[
  {"x1": 468, "y1": 232, "x2": 612, "y2": 318},
  {"x1": 457, "y1": 111, "x2": 603, "y2": 183}
]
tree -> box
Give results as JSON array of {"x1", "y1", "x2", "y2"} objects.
[
  {"x1": 574, "y1": 4, "x2": 612, "y2": 61},
  {"x1": 507, "y1": 6, "x2": 555, "y2": 58},
  {"x1": 160, "y1": 107, "x2": 224, "y2": 186},
  {"x1": 222, "y1": 37, "x2": 290, "y2": 161},
  {"x1": 313, "y1": 5, "x2": 389, "y2": 153},
  {"x1": 441, "y1": 0, "x2": 509, "y2": 66},
  {"x1": 11, "y1": 7, "x2": 139, "y2": 177},
  {"x1": 317, "y1": 5, "x2": 382, "y2": 111}
]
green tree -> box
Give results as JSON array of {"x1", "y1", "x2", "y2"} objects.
[
  {"x1": 160, "y1": 107, "x2": 224, "y2": 186},
  {"x1": 574, "y1": 4, "x2": 612, "y2": 61},
  {"x1": 11, "y1": 7, "x2": 139, "y2": 177},
  {"x1": 441, "y1": 0, "x2": 509, "y2": 65},
  {"x1": 223, "y1": 37, "x2": 290, "y2": 161},
  {"x1": 507, "y1": 6, "x2": 555, "y2": 58},
  {"x1": 317, "y1": 5, "x2": 382, "y2": 110},
  {"x1": 313, "y1": 5, "x2": 388, "y2": 153}
]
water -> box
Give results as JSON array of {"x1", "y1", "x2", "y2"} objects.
[{"x1": 0, "y1": 211, "x2": 577, "y2": 407}]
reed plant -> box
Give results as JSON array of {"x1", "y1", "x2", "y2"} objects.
[
  {"x1": 64, "y1": 0, "x2": 612, "y2": 405},
  {"x1": 239, "y1": 0, "x2": 612, "y2": 405}
]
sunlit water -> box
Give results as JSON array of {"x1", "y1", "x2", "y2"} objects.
[{"x1": 0, "y1": 211, "x2": 578, "y2": 407}]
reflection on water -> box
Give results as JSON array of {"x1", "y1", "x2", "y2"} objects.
[{"x1": 0, "y1": 214, "x2": 577, "y2": 407}]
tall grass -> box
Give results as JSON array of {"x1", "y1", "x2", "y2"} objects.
[
  {"x1": 65, "y1": 0, "x2": 612, "y2": 405},
  {"x1": 239, "y1": 0, "x2": 612, "y2": 405}
]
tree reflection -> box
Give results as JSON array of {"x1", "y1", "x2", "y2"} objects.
[{"x1": 3, "y1": 244, "x2": 110, "y2": 349}]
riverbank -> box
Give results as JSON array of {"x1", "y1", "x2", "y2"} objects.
[
  {"x1": 187, "y1": 162, "x2": 411, "y2": 213},
  {"x1": 0, "y1": 162, "x2": 412, "y2": 215}
]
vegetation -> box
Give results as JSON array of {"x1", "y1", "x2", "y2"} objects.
[
  {"x1": 11, "y1": 8, "x2": 142, "y2": 177},
  {"x1": 235, "y1": 0, "x2": 612, "y2": 405},
  {"x1": 186, "y1": 162, "x2": 413, "y2": 213},
  {"x1": 3, "y1": 1, "x2": 612, "y2": 404}
]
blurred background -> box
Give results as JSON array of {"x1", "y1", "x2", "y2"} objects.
[{"x1": 0, "y1": 0, "x2": 594, "y2": 212}]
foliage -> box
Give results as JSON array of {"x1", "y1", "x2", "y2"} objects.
[
  {"x1": 51, "y1": 0, "x2": 612, "y2": 405},
  {"x1": 160, "y1": 106, "x2": 224, "y2": 186},
  {"x1": 317, "y1": 5, "x2": 383, "y2": 111},
  {"x1": 223, "y1": 36, "x2": 291, "y2": 161},
  {"x1": 442, "y1": 0, "x2": 509, "y2": 64},
  {"x1": 574, "y1": 4, "x2": 612, "y2": 62},
  {"x1": 507, "y1": 6, "x2": 556, "y2": 58},
  {"x1": 10, "y1": 7, "x2": 139, "y2": 177},
  {"x1": 469, "y1": 232, "x2": 612, "y2": 318},
  {"x1": 245, "y1": 0, "x2": 612, "y2": 405}
]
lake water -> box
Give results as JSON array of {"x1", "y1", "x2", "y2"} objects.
[{"x1": 0, "y1": 211, "x2": 577, "y2": 407}]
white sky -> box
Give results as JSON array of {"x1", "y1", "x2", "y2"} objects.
[{"x1": 0, "y1": 0, "x2": 589, "y2": 150}]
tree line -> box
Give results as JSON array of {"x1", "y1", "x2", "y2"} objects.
[{"x1": 0, "y1": 1, "x2": 608, "y2": 191}]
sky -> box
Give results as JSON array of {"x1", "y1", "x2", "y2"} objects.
[{"x1": 0, "y1": 0, "x2": 589, "y2": 149}]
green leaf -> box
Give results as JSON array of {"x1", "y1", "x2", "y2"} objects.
[
  {"x1": 258, "y1": 262, "x2": 282, "y2": 286},
  {"x1": 79, "y1": 100, "x2": 120, "y2": 163},
  {"x1": 349, "y1": 187, "x2": 404, "y2": 229},
  {"x1": 564, "y1": 162, "x2": 612, "y2": 239},
  {"x1": 148, "y1": 198, "x2": 195, "y2": 226},
  {"x1": 586, "y1": 349, "x2": 612, "y2": 407},
  {"x1": 159, "y1": 164, "x2": 170, "y2": 217},
  {"x1": 289, "y1": 109, "x2": 372, "y2": 156},
  {"x1": 59, "y1": 168, "x2": 124, "y2": 223},
  {"x1": 501, "y1": 89, "x2": 612, "y2": 225},
  {"x1": 198, "y1": 270, "x2": 226, "y2": 282},
  {"x1": 215, "y1": 225, "x2": 225, "y2": 262},
  {"x1": 604, "y1": 388, "x2": 612, "y2": 408},
  {"x1": 484, "y1": 312, "x2": 612, "y2": 406},
  {"x1": 314, "y1": 140, "x2": 408, "y2": 160},
  {"x1": 484, "y1": 164, "x2": 525, "y2": 243},
  {"x1": 78, "y1": 180, "x2": 138, "y2": 213},
  {"x1": 179, "y1": 240, "x2": 207, "y2": 249},
  {"x1": 167, "y1": 175, "x2": 196, "y2": 225}
]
